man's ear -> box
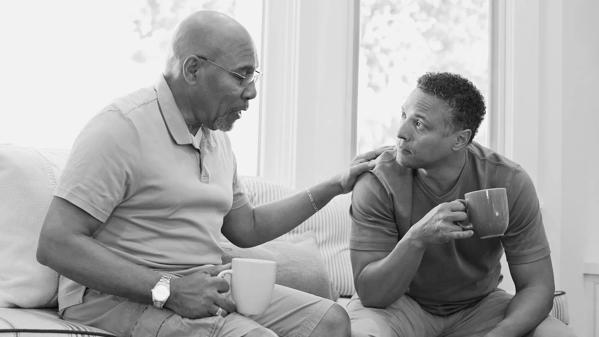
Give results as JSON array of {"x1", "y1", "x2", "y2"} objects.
[
  {"x1": 182, "y1": 55, "x2": 201, "y2": 84},
  {"x1": 453, "y1": 129, "x2": 472, "y2": 150}
]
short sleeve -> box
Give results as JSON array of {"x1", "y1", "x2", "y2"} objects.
[
  {"x1": 55, "y1": 108, "x2": 140, "y2": 222},
  {"x1": 502, "y1": 168, "x2": 551, "y2": 265},
  {"x1": 350, "y1": 172, "x2": 398, "y2": 252},
  {"x1": 230, "y1": 154, "x2": 249, "y2": 210}
]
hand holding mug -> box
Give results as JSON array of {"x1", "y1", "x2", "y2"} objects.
[
  {"x1": 166, "y1": 266, "x2": 235, "y2": 319},
  {"x1": 406, "y1": 200, "x2": 473, "y2": 246},
  {"x1": 217, "y1": 258, "x2": 277, "y2": 316}
]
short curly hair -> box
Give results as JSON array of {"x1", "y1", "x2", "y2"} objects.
[{"x1": 417, "y1": 72, "x2": 486, "y2": 143}]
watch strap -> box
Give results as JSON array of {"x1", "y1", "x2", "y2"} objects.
[{"x1": 151, "y1": 274, "x2": 173, "y2": 309}]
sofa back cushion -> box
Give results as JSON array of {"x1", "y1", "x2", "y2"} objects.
[
  {"x1": 241, "y1": 176, "x2": 355, "y2": 297},
  {"x1": 220, "y1": 233, "x2": 335, "y2": 300},
  {"x1": 0, "y1": 145, "x2": 68, "y2": 308}
]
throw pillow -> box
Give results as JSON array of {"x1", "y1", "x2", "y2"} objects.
[
  {"x1": 0, "y1": 145, "x2": 68, "y2": 308},
  {"x1": 219, "y1": 234, "x2": 336, "y2": 300},
  {"x1": 240, "y1": 176, "x2": 356, "y2": 297}
]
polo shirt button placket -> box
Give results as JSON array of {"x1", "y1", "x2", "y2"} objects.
[{"x1": 197, "y1": 137, "x2": 209, "y2": 183}]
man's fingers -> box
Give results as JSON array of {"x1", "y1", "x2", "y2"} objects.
[
  {"x1": 457, "y1": 222, "x2": 473, "y2": 230},
  {"x1": 448, "y1": 199, "x2": 467, "y2": 211},
  {"x1": 352, "y1": 145, "x2": 393, "y2": 163},
  {"x1": 207, "y1": 263, "x2": 231, "y2": 276},
  {"x1": 349, "y1": 160, "x2": 375, "y2": 176},
  {"x1": 449, "y1": 230, "x2": 474, "y2": 240},
  {"x1": 445, "y1": 211, "x2": 468, "y2": 222},
  {"x1": 212, "y1": 276, "x2": 231, "y2": 293},
  {"x1": 214, "y1": 294, "x2": 236, "y2": 314}
]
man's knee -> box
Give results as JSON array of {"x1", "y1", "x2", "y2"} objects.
[
  {"x1": 350, "y1": 317, "x2": 395, "y2": 337},
  {"x1": 530, "y1": 316, "x2": 577, "y2": 337},
  {"x1": 312, "y1": 303, "x2": 350, "y2": 337},
  {"x1": 243, "y1": 326, "x2": 278, "y2": 337}
]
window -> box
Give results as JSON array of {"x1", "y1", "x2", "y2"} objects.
[
  {"x1": 357, "y1": 0, "x2": 490, "y2": 153},
  {"x1": 0, "y1": 0, "x2": 263, "y2": 175}
]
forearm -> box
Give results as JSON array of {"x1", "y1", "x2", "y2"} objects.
[
  {"x1": 38, "y1": 231, "x2": 159, "y2": 304},
  {"x1": 356, "y1": 235, "x2": 425, "y2": 307},
  {"x1": 488, "y1": 286, "x2": 554, "y2": 337},
  {"x1": 247, "y1": 178, "x2": 343, "y2": 245}
]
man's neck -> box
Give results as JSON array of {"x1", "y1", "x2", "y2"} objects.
[
  {"x1": 416, "y1": 150, "x2": 467, "y2": 196},
  {"x1": 164, "y1": 74, "x2": 204, "y2": 134}
]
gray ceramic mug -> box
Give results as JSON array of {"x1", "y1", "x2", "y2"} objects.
[{"x1": 463, "y1": 188, "x2": 509, "y2": 239}]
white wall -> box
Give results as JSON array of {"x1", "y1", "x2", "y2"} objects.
[
  {"x1": 260, "y1": 0, "x2": 358, "y2": 189},
  {"x1": 562, "y1": 0, "x2": 599, "y2": 334},
  {"x1": 487, "y1": 0, "x2": 598, "y2": 334},
  {"x1": 533, "y1": 0, "x2": 598, "y2": 335}
]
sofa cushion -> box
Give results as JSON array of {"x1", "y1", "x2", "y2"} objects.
[
  {"x1": 220, "y1": 234, "x2": 335, "y2": 300},
  {"x1": 240, "y1": 176, "x2": 356, "y2": 297},
  {"x1": 0, "y1": 145, "x2": 68, "y2": 308},
  {"x1": 0, "y1": 308, "x2": 115, "y2": 336}
]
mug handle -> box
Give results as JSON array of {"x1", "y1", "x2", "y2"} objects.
[
  {"x1": 217, "y1": 270, "x2": 233, "y2": 296},
  {"x1": 456, "y1": 199, "x2": 474, "y2": 230}
]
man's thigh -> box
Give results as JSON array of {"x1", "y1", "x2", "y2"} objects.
[
  {"x1": 247, "y1": 284, "x2": 336, "y2": 337},
  {"x1": 63, "y1": 288, "x2": 223, "y2": 337},
  {"x1": 63, "y1": 285, "x2": 334, "y2": 337},
  {"x1": 443, "y1": 289, "x2": 511, "y2": 337},
  {"x1": 528, "y1": 316, "x2": 576, "y2": 337},
  {"x1": 347, "y1": 294, "x2": 444, "y2": 337},
  {"x1": 446, "y1": 289, "x2": 576, "y2": 337}
]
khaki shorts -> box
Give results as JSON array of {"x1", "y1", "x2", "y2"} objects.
[{"x1": 63, "y1": 285, "x2": 334, "y2": 337}]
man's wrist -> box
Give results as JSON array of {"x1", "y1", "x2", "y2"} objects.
[
  {"x1": 330, "y1": 175, "x2": 345, "y2": 195},
  {"x1": 151, "y1": 274, "x2": 172, "y2": 308},
  {"x1": 163, "y1": 276, "x2": 177, "y2": 309},
  {"x1": 404, "y1": 229, "x2": 425, "y2": 249}
]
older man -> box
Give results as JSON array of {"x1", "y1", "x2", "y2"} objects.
[
  {"x1": 36, "y1": 11, "x2": 378, "y2": 337},
  {"x1": 349, "y1": 72, "x2": 575, "y2": 337}
]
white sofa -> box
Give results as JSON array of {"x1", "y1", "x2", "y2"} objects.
[
  {"x1": 0, "y1": 144, "x2": 356, "y2": 336},
  {"x1": 0, "y1": 144, "x2": 569, "y2": 336}
]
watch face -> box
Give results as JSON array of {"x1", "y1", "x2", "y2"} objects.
[{"x1": 153, "y1": 285, "x2": 169, "y2": 301}]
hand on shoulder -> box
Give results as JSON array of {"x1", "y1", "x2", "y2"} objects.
[{"x1": 338, "y1": 145, "x2": 394, "y2": 193}]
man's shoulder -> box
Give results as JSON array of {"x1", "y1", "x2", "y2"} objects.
[
  {"x1": 353, "y1": 148, "x2": 414, "y2": 208},
  {"x1": 110, "y1": 86, "x2": 158, "y2": 118},
  {"x1": 371, "y1": 148, "x2": 413, "y2": 192},
  {"x1": 467, "y1": 142, "x2": 525, "y2": 174},
  {"x1": 466, "y1": 142, "x2": 532, "y2": 190}
]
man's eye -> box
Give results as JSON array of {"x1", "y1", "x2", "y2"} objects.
[
  {"x1": 415, "y1": 120, "x2": 424, "y2": 128},
  {"x1": 400, "y1": 112, "x2": 406, "y2": 119}
]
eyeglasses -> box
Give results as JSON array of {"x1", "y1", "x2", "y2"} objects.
[{"x1": 195, "y1": 55, "x2": 261, "y2": 87}]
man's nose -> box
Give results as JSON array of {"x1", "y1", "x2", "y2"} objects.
[
  {"x1": 242, "y1": 81, "x2": 257, "y2": 100},
  {"x1": 396, "y1": 120, "x2": 410, "y2": 141}
]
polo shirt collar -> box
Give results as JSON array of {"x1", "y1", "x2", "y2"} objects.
[{"x1": 155, "y1": 75, "x2": 215, "y2": 150}]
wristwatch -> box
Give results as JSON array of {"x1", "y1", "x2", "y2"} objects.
[{"x1": 151, "y1": 274, "x2": 173, "y2": 309}]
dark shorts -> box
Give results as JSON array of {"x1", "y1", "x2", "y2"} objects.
[{"x1": 63, "y1": 285, "x2": 334, "y2": 337}]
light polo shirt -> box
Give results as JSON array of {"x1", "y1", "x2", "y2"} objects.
[{"x1": 55, "y1": 75, "x2": 248, "y2": 312}]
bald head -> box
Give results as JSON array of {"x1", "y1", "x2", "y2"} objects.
[{"x1": 165, "y1": 10, "x2": 254, "y2": 75}]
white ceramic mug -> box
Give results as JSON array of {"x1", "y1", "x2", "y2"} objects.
[{"x1": 217, "y1": 258, "x2": 276, "y2": 316}]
